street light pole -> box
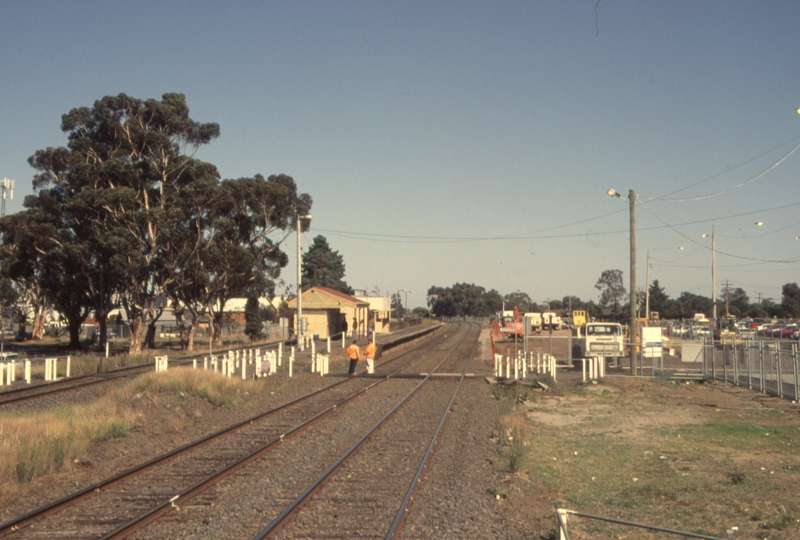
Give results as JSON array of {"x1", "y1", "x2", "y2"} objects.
[
  {"x1": 703, "y1": 221, "x2": 761, "y2": 332},
  {"x1": 607, "y1": 188, "x2": 636, "y2": 375},
  {"x1": 628, "y1": 189, "x2": 636, "y2": 375},
  {"x1": 296, "y1": 214, "x2": 311, "y2": 346}
]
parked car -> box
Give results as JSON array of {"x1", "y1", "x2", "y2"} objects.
[
  {"x1": 758, "y1": 324, "x2": 778, "y2": 336},
  {"x1": 780, "y1": 325, "x2": 798, "y2": 339}
]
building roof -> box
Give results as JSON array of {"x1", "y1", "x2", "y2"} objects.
[{"x1": 286, "y1": 286, "x2": 369, "y2": 309}]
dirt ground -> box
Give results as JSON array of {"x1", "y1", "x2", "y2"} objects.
[{"x1": 490, "y1": 331, "x2": 800, "y2": 539}]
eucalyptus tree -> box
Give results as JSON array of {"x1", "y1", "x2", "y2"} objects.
[
  {"x1": 0, "y1": 211, "x2": 52, "y2": 340},
  {"x1": 163, "y1": 173, "x2": 310, "y2": 349},
  {"x1": 0, "y1": 184, "x2": 94, "y2": 348},
  {"x1": 201, "y1": 174, "x2": 310, "y2": 346},
  {"x1": 26, "y1": 93, "x2": 221, "y2": 352},
  {"x1": 22, "y1": 93, "x2": 310, "y2": 353}
]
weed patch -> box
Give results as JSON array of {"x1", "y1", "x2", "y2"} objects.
[{"x1": 511, "y1": 378, "x2": 800, "y2": 538}]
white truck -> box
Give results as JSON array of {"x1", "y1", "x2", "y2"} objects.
[
  {"x1": 572, "y1": 322, "x2": 625, "y2": 363},
  {"x1": 523, "y1": 312, "x2": 542, "y2": 333},
  {"x1": 541, "y1": 312, "x2": 564, "y2": 331}
]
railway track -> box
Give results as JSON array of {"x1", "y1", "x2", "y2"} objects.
[
  {"x1": 0, "y1": 323, "x2": 469, "y2": 539},
  {"x1": 259, "y1": 323, "x2": 479, "y2": 539}
]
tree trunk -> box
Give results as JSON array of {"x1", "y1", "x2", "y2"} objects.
[
  {"x1": 144, "y1": 323, "x2": 157, "y2": 349},
  {"x1": 98, "y1": 317, "x2": 108, "y2": 349},
  {"x1": 15, "y1": 307, "x2": 26, "y2": 339},
  {"x1": 31, "y1": 298, "x2": 47, "y2": 340},
  {"x1": 67, "y1": 317, "x2": 82, "y2": 349},
  {"x1": 187, "y1": 325, "x2": 196, "y2": 351},
  {"x1": 128, "y1": 314, "x2": 144, "y2": 354},
  {"x1": 212, "y1": 312, "x2": 223, "y2": 346}
]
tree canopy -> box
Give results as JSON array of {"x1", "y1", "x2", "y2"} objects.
[
  {"x1": 2, "y1": 93, "x2": 311, "y2": 351},
  {"x1": 427, "y1": 283, "x2": 502, "y2": 317},
  {"x1": 301, "y1": 235, "x2": 353, "y2": 294},
  {"x1": 595, "y1": 269, "x2": 626, "y2": 317}
]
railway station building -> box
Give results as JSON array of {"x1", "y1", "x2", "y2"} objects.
[{"x1": 287, "y1": 287, "x2": 389, "y2": 339}]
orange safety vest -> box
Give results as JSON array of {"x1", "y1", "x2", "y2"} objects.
[
  {"x1": 365, "y1": 342, "x2": 376, "y2": 359},
  {"x1": 347, "y1": 343, "x2": 360, "y2": 360}
]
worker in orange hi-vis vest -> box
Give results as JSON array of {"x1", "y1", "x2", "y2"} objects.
[
  {"x1": 365, "y1": 338, "x2": 376, "y2": 374},
  {"x1": 346, "y1": 340, "x2": 360, "y2": 375}
]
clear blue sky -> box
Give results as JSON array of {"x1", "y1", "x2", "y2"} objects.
[{"x1": 2, "y1": 1, "x2": 799, "y2": 310}]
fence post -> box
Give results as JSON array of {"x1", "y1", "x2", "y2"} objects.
[
  {"x1": 777, "y1": 344, "x2": 784, "y2": 399},
  {"x1": 723, "y1": 341, "x2": 729, "y2": 384},
  {"x1": 709, "y1": 338, "x2": 715, "y2": 381},
  {"x1": 793, "y1": 342, "x2": 799, "y2": 402},
  {"x1": 557, "y1": 509, "x2": 569, "y2": 540}
]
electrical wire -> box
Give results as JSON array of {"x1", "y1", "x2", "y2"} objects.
[
  {"x1": 638, "y1": 199, "x2": 800, "y2": 264},
  {"x1": 647, "y1": 134, "x2": 800, "y2": 202}
]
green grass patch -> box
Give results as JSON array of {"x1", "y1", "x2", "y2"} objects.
[{"x1": 514, "y1": 381, "x2": 800, "y2": 538}]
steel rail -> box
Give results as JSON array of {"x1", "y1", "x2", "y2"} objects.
[
  {"x1": 0, "y1": 324, "x2": 453, "y2": 538},
  {"x1": 98, "y1": 324, "x2": 462, "y2": 539},
  {"x1": 252, "y1": 323, "x2": 477, "y2": 539},
  {"x1": 385, "y1": 322, "x2": 480, "y2": 539},
  {"x1": 0, "y1": 374, "x2": 130, "y2": 406}
]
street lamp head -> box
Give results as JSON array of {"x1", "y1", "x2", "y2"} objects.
[
  {"x1": 755, "y1": 221, "x2": 763, "y2": 226},
  {"x1": 702, "y1": 233, "x2": 710, "y2": 239},
  {"x1": 607, "y1": 188, "x2": 619, "y2": 198}
]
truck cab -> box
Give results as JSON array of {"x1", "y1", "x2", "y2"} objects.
[{"x1": 572, "y1": 322, "x2": 625, "y2": 362}]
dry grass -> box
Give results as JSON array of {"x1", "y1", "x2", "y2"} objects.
[
  {"x1": 500, "y1": 379, "x2": 800, "y2": 539},
  {"x1": 0, "y1": 393, "x2": 136, "y2": 484},
  {"x1": 130, "y1": 367, "x2": 263, "y2": 408},
  {"x1": 0, "y1": 367, "x2": 261, "y2": 490}
]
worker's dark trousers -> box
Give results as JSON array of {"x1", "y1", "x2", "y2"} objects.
[{"x1": 349, "y1": 359, "x2": 358, "y2": 374}]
